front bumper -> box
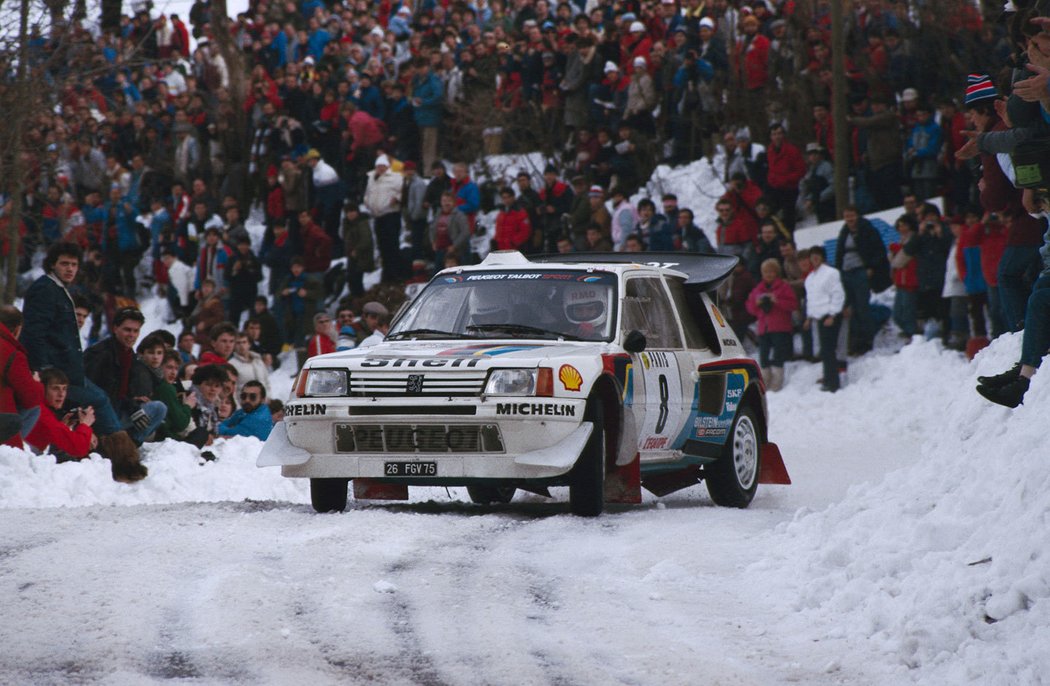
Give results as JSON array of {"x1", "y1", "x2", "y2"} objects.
[{"x1": 260, "y1": 397, "x2": 591, "y2": 480}]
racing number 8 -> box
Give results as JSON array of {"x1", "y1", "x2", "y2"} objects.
[{"x1": 655, "y1": 374, "x2": 669, "y2": 434}]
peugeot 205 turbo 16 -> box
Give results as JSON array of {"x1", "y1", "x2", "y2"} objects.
[{"x1": 258, "y1": 251, "x2": 790, "y2": 515}]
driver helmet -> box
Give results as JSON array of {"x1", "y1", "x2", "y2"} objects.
[{"x1": 564, "y1": 283, "x2": 608, "y2": 330}]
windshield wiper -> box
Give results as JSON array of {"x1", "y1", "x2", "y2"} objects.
[
  {"x1": 466, "y1": 323, "x2": 583, "y2": 341},
  {"x1": 387, "y1": 328, "x2": 472, "y2": 340}
]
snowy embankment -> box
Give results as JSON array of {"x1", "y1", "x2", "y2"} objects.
[
  {"x1": 757, "y1": 333, "x2": 1050, "y2": 684},
  {"x1": 2, "y1": 330, "x2": 1046, "y2": 682}
]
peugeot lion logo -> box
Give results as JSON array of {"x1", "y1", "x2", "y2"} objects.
[{"x1": 406, "y1": 374, "x2": 424, "y2": 394}]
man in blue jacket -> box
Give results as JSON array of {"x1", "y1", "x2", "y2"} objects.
[
  {"x1": 410, "y1": 56, "x2": 444, "y2": 172},
  {"x1": 218, "y1": 380, "x2": 273, "y2": 440}
]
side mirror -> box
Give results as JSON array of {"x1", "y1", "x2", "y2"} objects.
[{"x1": 623, "y1": 329, "x2": 647, "y2": 353}]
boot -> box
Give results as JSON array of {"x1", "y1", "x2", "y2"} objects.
[
  {"x1": 769, "y1": 366, "x2": 785, "y2": 392},
  {"x1": 976, "y1": 375, "x2": 1030, "y2": 408},
  {"x1": 761, "y1": 367, "x2": 772, "y2": 388},
  {"x1": 977, "y1": 363, "x2": 1022, "y2": 389},
  {"x1": 97, "y1": 431, "x2": 148, "y2": 483}
]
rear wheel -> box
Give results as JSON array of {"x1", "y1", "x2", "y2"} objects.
[
  {"x1": 466, "y1": 485, "x2": 517, "y2": 504},
  {"x1": 311, "y1": 478, "x2": 349, "y2": 513},
  {"x1": 706, "y1": 406, "x2": 760, "y2": 508},
  {"x1": 569, "y1": 397, "x2": 606, "y2": 517}
]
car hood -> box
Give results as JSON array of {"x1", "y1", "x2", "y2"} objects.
[{"x1": 310, "y1": 340, "x2": 609, "y2": 371}]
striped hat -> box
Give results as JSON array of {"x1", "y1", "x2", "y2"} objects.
[{"x1": 965, "y1": 74, "x2": 998, "y2": 105}]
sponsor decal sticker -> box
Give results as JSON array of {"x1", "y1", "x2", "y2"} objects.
[
  {"x1": 642, "y1": 436, "x2": 668, "y2": 450},
  {"x1": 495, "y1": 403, "x2": 577, "y2": 417},
  {"x1": 711, "y1": 304, "x2": 726, "y2": 328},
  {"x1": 286, "y1": 403, "x2": 327, "y2": 417},
  {"x1": 559, "y1": 364, "x2": 583, "y2": 391}
]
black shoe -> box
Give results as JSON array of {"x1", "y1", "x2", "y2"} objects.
[
  {"x1": 977, "y1": 364, "x2": 1022, "y2": 389},
  {"x1": 976, "y1": 375, "x2": 1030, "y2": 408}
]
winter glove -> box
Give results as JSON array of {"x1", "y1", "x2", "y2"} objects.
[{"x1": 131, "y1": 408, "x2": 151, "y2": 431}]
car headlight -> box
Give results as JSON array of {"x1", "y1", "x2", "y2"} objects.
[
  {"x1": 484, "y1": 368, "x2": 538, "y2": 396},
  {"x1": 301, "y1": 369, "x2": 348, "y2": 397}
]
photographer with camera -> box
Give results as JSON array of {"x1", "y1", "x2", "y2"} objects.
[
  {"x1": 746, "y1": 259, "x2": 798, "y2": 392},
  {"x1": 24, "y1": 369, "x2": 97, "y2": 462}
]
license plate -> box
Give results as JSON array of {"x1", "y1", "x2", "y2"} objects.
[{"x1": 384, "y1": 461, "x2": 437, "y2": 477}]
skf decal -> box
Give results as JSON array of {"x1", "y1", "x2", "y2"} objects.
[
  {"x1": 286, "y1": 403, "x2": 327, "y2": 417},
  {"x1": 495, "y1": 403, "x2": 577, "y2": 417},
  {"x1": 559, "y1": 364, "x2": 583, "y2": 391},
  {"x1": 711, "y1": 304, "x2": 727, "y2": 328}
]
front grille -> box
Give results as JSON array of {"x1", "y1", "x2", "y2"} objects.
[
  {"x1": 334, "y1": 423, "x2": 504, "y2": 453},
  {"x1": 349, "y1": 371, "x2": 488, "y2": 397}
]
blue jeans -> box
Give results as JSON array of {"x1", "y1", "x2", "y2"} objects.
[
  {"x1": 893, "y1": 289, "x2": 918, "y2": 336},
  {"x1": 65, "y1": 378, "x2": 122, "y2": 436},
  {"x1": 841, "y1": 268, "x2": 874, "y2": 349},
  {"x1": 988, "y1": 286, "x2": 1006, "y2": 339},
  {"x1": 998, "y1": 245, "x2": 1041, "y2": 332},
  {"x1": 1020, "y1": 275, "x2": 1050, "y2": 368},
  {"x1": 126, "y1": 400, "x2": 167, "y2": 445}
]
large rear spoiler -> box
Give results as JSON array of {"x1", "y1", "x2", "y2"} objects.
[{"x1": 532, "y1": 252, "x2": 740, "y2": 291}]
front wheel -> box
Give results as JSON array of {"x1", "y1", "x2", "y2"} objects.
[
  {"x1": 311, "y1": 478, "x2": 349, "y2": 513},
  {"x1": 706, "y1": 406, "x2": 760, "y2": 508},
  {"x1": 466, "y1": 485, "x2": 517, "y2": 504},
  {"x1": 569, "y1": 397, "x2": 606, "y2": 517}
]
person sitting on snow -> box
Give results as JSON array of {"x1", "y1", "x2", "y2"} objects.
[{"x1": 25, "y1": 368, "x2": 97, "y2": 461}]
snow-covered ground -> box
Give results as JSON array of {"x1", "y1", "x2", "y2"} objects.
[{"x1": 2, "y1": 329, "x2": 1047, "y2": 684}]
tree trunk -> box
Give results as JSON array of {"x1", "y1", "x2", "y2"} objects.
[
  {"x1": 101, "y1": 0, "x2": 122, "y2": 33},
  {"x1": 4, "y1": 0, "x2": 30, "y2": 304},
  {"x1": 830, "y1": 0, "x2": 849, "y2": 218}
]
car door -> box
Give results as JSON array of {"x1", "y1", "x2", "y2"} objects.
[{"x1": 621, "y1": 276, "x2": 688, "y2": 460}]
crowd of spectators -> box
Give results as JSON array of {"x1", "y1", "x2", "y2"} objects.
[{"x1": 1, "y1": 0, "x2": 1049, "y2": 477}]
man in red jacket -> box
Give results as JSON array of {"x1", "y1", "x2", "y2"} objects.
[
  {"x1": 715, "y1": 198, "x2": 758, "y2": 263},
  {"x1": 298, "y1": 210, "x2": 334, "y2": 276},
  {"x1": 0, "y1": 310, "x2": 43, "y2": 449},
  {"x1": 494, "y1": 187, "x2": 533, "y2": 252},
  {"x1": 765, "y1": 124, "x2": 807, "y2": 232},
  {"x1": 734, "y1": 14, "x2": 770, "y2": 140},
  {"x1": 306, "y1": 313, "x2": 337, "y2": 359},
  {"x1": 25, "y1": 368, "x2": 96, "y2": 461}
]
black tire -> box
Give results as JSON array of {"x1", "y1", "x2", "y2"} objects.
[
  {"x1": 706, "y1": 406, "x2": 760, "y2": 508},
  {"x1": 466, "y1": 485, "x2": 517, "y2": 504},
  {"x1": 570, "y1": 397, "x2": 606, "y2": 517},
  {"x1": 311, "y1": 478, "x2": 349, "y2": 513}
]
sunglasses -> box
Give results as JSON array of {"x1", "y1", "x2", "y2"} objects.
[{"x1": 240, "y1": 392, "x2": 259, "y2": 401}]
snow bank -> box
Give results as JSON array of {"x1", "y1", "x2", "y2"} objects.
[
  {"x1": 0, "y1": 437, "x2": 308, "y2": 509},
  {"x1": 755, "y1": 333, "x2": 1050, "y2": 684},
  {"x1": 633, "y1": 155, "x2": 726, "y2": 249}
]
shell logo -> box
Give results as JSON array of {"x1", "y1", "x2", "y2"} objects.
[{"x1": 558, "y1": 364, "x2": 583, "y2": 392}]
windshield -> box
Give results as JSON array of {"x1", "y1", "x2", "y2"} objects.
[{"x1": 389, "y1": 269, "x2": 618, "y2": 342}]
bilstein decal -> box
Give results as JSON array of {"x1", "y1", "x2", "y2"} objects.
[{"x1": 495, "y1": 403, "x2": 577, "y2": 417}]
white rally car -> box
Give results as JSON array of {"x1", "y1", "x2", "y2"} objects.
[{"x1": 259, "y1": 251, "x2": 790, "y2": 515}]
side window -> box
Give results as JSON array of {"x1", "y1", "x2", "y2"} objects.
[
  {"x1": 664, "y1": 277, "x2": 709, "y2": 350},
  {"x1": 622, "y1": 278, "x2": 683, "y2": 349}
]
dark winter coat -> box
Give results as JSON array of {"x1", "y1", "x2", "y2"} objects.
[
  {"x1": 834, "y1": 218, "x2": 891, "y2": 293},
  {"x1": 21, "y1": 273, "x2": 85, "y2": 386},
  {"x1": 903, "y1": 222, "x2": 953, "y2": 292},
  {"x1": 83, "y1": 337, "x2": 154, "y2": 416}
]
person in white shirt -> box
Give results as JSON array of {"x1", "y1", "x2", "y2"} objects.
[
  {"x1": 357, "y1": 313, "x2": 391, "y2": 348},
  {"x1": 804, "y1": 245, "x2": 846, "y2": 392}
]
